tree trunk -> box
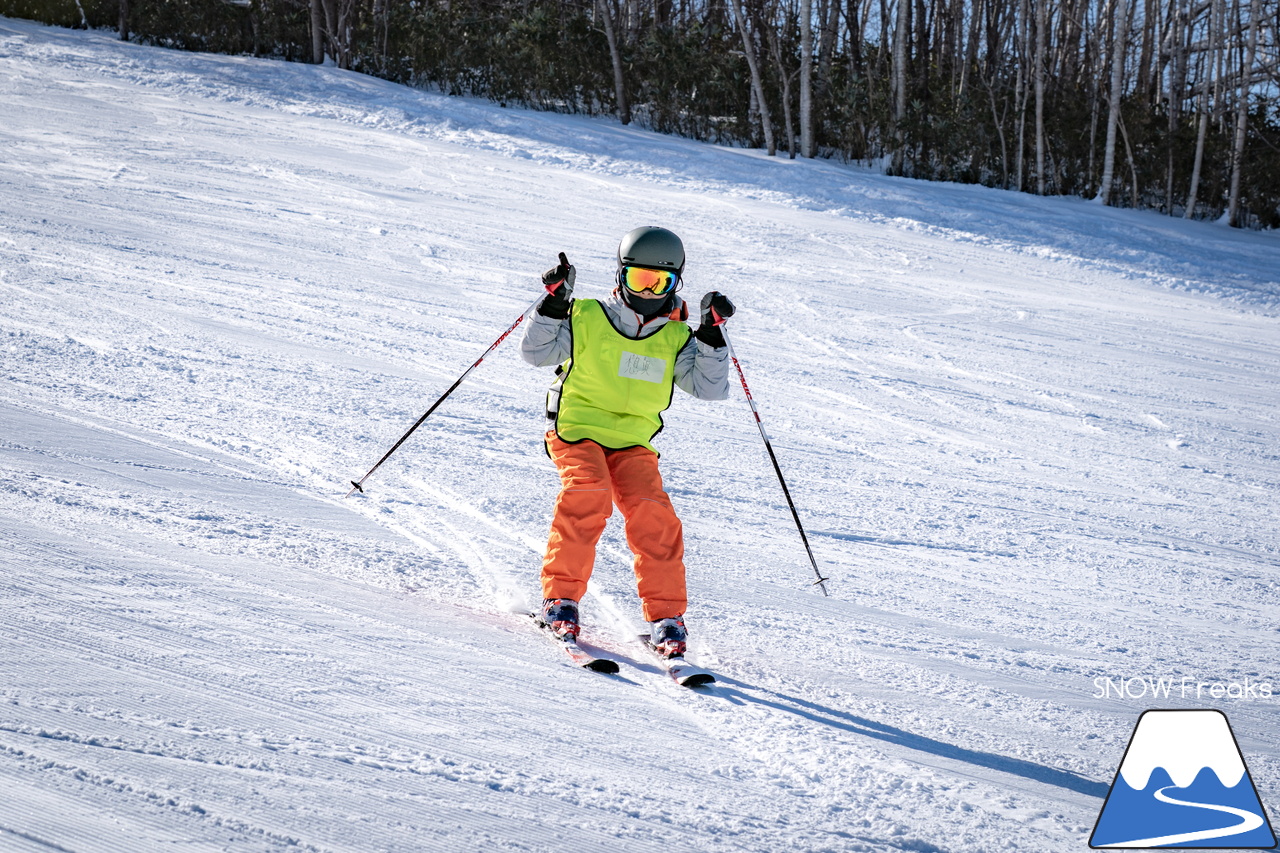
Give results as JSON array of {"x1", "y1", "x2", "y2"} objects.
[
  {"x1": 597, "y1": 0, "x2": 631, "y2": 125},
  {"x1": 959, "y1": 0, "x2": 982, "y2": 98},
  {"x1": 1226, "y1": 0, "x2": 1261, "y2": 226},
  {"x1": 800, "y1": 0, "x2": 815, "y2": 157},
  {"x1": 1136, "y1": 0, "x2": 1157, "y2": 102},
  {"x1": 1086, "y1": 0, "x2": 1102, "y2": 191},
  {"x1": 1014, "y1": 0, "x2": 1028, "y2": 191},
  {"x1": 983, "y1": 71, "x2": 1010, "y2": 187},
  {"x1": 316, "y1": 0, "x2": 356, "y2": 71},
  {"x1": 310, "y1": 0, "x2": 324, "y2": 64},
  {"x1": 1185, "y1": 0, "x2": 1217, "y2": 218},
  {"x1": 118, "y1": 0, "x2": 129, "y2": 40},
  {"x1": 321, "y1": 0, "x2": 338, "y2": 65},
  {"x1": 913, "y1": 0, "x2": 930, "y2": 166},
  {"x1": 1096, "y1": 0, "x2": 1131, "y2": 205},
  {"x1": 372, "y1": 0, "x2": 388, "y2": 75},
  {"x1": 1185, "y1": 98, "x2": 1210, "y2": 218},
  {"x1": 891, "y1": 0, "x2": 909, "y2": 174},
  {"x1": 1166, "y1": 3, "x2": 1186, "y2": 214},
  {"x1": 817, "y1": 0, "x2": 840, "y2": 101},
  {"x1": 767, "y1": 20, "x2": 798, "y2": 159},
  {"x1": 846, "y1": 0, "x2": 865, "y2": 79},
  {"x1": 1118, "y1": 110, "x2": 1140, "y2": 206},
  {"x1": 329, "y1": 0, "x2": 341, "y2": 66},
  {"x1": 728, "y1": 0, "x2": 775, "y2": 155},
  {"x1": 1034, "y1": 0, "x2": 1047, "y2": 193}
]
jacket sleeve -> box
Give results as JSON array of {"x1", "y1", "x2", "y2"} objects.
[
  {"x1": 674, "y1": 333, "x2": 730, "y2": 400},
  {"x1": 520, "y1": 297, "x2": 572, "y2": 368}
]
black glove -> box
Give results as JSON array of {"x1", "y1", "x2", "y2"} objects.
[
  {"x1": 694, "y1": 291, "x2": 735, "y2": 348},
  {"x1": 537, "y1": 252, "x2": 575, "y2": 319}
]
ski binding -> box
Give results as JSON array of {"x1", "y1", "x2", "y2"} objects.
[
  {"x1": 642, "y1": 639, "x2": 716, "y2": 687},
  {"x1": 532, "y1": 615, "x2": 619, "y2": 674}
]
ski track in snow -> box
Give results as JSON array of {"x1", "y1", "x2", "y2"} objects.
[{"x1": 2, "y1": 17, "x2": 1279, "y2": 853}]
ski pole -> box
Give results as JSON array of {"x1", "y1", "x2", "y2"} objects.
[
  {"x1": 720, "y1": 325, "x2": 831, "y2": 596},
  {"x1": 345, "y1": 256, "x2": 564, "y2": 498}
]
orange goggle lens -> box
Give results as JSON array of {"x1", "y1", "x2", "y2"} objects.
[{"x1": 621, "y1": 266, "x2": 678, "y2": 295}]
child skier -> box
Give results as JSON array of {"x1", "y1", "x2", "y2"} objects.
[{"x1": 521, "y1": 226, "x2": 735, "y2": 658}]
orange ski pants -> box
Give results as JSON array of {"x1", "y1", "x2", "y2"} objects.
[{"x1": 541, "y1": 430, "x2": 686, "y2": 622}]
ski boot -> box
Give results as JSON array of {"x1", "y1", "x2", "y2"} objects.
[
  {"x1": 539, "y1": 598, "x2": 580, "y2": 642},
  {"x1": 649, "y1": 616, "x2": 688, "y2": 659}
]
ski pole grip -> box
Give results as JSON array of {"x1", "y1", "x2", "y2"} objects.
[{"x1": 545, "y1": 252, "x2": 573, "y2": 296}]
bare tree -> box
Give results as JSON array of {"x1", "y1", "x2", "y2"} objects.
[
  {"x1": 597, "y1": 0, "x2": 632, "y2": 125},
  {"x1": 765, "y1": 0, "x2": 799, "y2": 158},
  {"x1": 892, "y1": 0, "x2": 909, "y2": 173},
  {"x1": 1035, "y1": 0, "x2": 1048, "y2": 193},
  {"x1": 729, "y1": 0, "x2": 777, "y2": 154},
  {"x1": 311, "y1": 0, "x2": 324, "y2": 64},
  {"x1": 72, "y1": 0, "x2": 1280, "y2": 226},
  {"x1": 1097, "y1": 0, "x2": 1133, "y2": 204},
  {"x1": 1015, "y1": 0, "x2": 1029, "y2": 191},
  {"x1": 981, "y1": 63, "x2": 1012, "y2": 186},
  {"x1": 816, "y1": 0, "x2": 841, "y2": 108},
  {"x1": 1227, "y1": 0, "x2": 1263, "y2": 224},
  {"x1": 800, "y1": 0, "x2": 816, "y2": 156},
  {"x1": 316, "y1": 0, "x2": 359, "y2": 69},
  {"x1": 1186, "y1": 0, "x2": 1221, "y2": 217},
  {"x1": 1166, "y1": 0, "x2": 1189, "y2": 213}
]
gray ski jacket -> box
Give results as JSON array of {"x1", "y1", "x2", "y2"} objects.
[{"x1": 520, "y1": 289, "x2": 731, "y2": 407}]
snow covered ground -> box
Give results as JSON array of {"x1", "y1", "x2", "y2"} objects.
[{"x1": 2, "y1": 16, "x2": 1279, "y2": 852}]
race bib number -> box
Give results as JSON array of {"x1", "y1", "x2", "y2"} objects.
[{"x1": 618, "y1": 351, "x2": 666, "y2": 384}]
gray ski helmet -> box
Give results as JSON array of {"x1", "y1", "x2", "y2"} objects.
[{"x1": 617, "y1": 226, "x2": 685, "y2": 275}]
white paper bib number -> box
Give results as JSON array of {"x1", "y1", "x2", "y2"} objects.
[{"x1": 618, "y1": 351, "x2": 667, "y2": 384}]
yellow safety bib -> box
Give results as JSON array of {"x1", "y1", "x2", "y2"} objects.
[{"x1": 554, "y1": 299, "x2": 691, "y2": 454}]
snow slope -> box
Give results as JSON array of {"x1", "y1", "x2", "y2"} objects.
[{"x1": 2, "y1": 16, "x2": 1279, "y2": 852}]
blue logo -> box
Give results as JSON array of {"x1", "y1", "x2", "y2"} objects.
[{"x1": 1091, "y1": 710, "x2": 1276, "y2": 848}]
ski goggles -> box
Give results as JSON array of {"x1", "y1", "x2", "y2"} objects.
[{"x1": 620, "y1": 265, "x2": 679, "y2": 295}]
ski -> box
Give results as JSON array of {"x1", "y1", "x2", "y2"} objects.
[
  {"x1": 531, "y1": 615, "x2": 619, "y2": 674},
  {"x1": 641, "y1": 638, "x2": 716, "y2": 688},
  {"x1": 559, "y1": 639, "x2": 620, "y2": 674}
]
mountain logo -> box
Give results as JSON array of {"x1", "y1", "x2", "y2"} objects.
[{"x1": 1091, "y1": 709, "x2": 1277, "y2": 849}]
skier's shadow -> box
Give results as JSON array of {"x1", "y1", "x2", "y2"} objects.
[{"x1": 710, "y1": 675, "x2": 1108, "y2": 799}]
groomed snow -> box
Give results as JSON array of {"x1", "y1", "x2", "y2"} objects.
[{"x1": 2, "y1": 16, "x2": 1278, "y2": 853}]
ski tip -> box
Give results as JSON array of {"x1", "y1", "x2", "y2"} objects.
[{"x1": 678, "y1": 672, "x2": 716, "y2": 688}]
